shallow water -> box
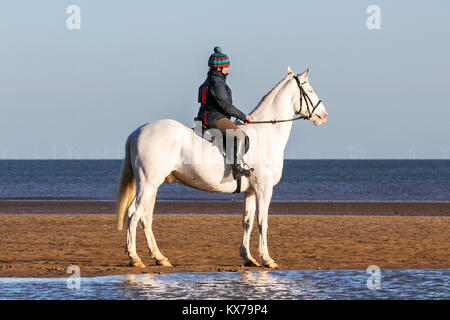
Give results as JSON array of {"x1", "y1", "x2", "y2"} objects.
[{"x1": 0, "y1": 269, "x2": 448, "y2": 300}]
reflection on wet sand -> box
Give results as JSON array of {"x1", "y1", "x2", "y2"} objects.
[
  {"x1": 115, "y1": 270, "x2": 449, "y2": 300},
  {"x1": 1, "y1": 269, "x2": 448, "y2": 300},
  {"x1": 240, "y1": 271, "x2": 328, "y2": 300}
]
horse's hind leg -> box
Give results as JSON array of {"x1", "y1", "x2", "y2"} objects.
[
  {"x1": 126, "y1": 196, "x2": 146, "y2": 268},
  {"x1": 139, "y1": 186, "x2": 173, "y2": 267}
]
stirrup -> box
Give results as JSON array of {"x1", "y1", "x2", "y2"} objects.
[{"x1": 232, "y1": 165, "x2": 254, "y2": 180}]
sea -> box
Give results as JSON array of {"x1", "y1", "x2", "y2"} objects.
[{"x1": 0, "y1": 159, "x2": 449, "y2": 201}]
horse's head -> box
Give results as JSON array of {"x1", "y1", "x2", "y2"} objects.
[{"x1": 288, "y1": 67, "x2": 328, "y2": 126}]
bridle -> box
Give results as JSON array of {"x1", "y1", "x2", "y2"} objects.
[
  {"x1": 246, "y1": 75, "x2": 322, "y2": 124},
  {"x1": 293, "y1": 75, "x2": 322, "y2": 119}
]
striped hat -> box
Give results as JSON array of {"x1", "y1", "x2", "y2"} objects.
[{"x1": 208, "y1": 46, "x2": 230, "y2": 68}]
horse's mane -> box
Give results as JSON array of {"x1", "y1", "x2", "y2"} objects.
[{"x1": 249, "y1": 72, "x2": 295, "y2": 117}]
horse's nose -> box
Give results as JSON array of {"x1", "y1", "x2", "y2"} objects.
[{"x1": 322, "y1": 111, "x2": 328, "y2": 123}]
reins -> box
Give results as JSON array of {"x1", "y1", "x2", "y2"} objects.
[
  {"x1": 245, "y1": 75, "x2": 322, "y2": 125},
  {"x1": 244, "y1": 114, "x2": 308, "y2": 124}
]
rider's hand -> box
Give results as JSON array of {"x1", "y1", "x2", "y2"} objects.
[{"x1": 244, "y1": 116, "x2": 251, "y2": 123}]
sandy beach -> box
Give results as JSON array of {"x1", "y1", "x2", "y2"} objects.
[{"x1": 0, "y1": 200, "x2": 448, "y2": 277}]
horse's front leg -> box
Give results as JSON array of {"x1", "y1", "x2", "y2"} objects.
[
  {"x1": 255, "y1": 185, "x2": 278, "y2": 268},
  {"x1": 239, "y1": 192, "x2": 261, "y2": 267}
]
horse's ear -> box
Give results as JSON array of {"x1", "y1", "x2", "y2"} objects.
[
  {"x1": 299, "y1": 67, "x2": 310, "y2": 80},
  {"x1": 287, "y1": 66, "x2": 293, "y2": 74}
]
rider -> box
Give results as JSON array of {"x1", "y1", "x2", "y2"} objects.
[{"x1": 197, "y1": 46, "x2": 253, "y2": 180}]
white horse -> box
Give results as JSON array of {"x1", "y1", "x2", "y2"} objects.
[{"x1": 117, "y1": 67, "x2": 328, "y2": 268}]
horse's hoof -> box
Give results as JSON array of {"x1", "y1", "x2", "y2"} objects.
[
  {"x1": 244, "y1": 260, "x2": 261, "y2": 267},
  {"x1": 264, "y1": 261, "x2": 279, "y2": 269},
  {"x1": 157, "y1": 258, "x2": 173, "y2": 267},
  {"x1": 129, "y1": 260, "x2": 146, "y2": 268}
]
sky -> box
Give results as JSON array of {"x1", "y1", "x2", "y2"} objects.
[{"x1": 0, "y1": 0, "x2": 449, "y2": 159}]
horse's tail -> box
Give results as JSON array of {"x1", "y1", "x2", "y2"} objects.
[{"x1": 117, "y1": 135, "x2": 136, "y2": 231}]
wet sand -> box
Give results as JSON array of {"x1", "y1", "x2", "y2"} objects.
[
  {"x1": 0, "y1": 200, "x2": 449, "y2": 277},
  {"x1": 0, "y1": 198, "x2": 449, "y2": 216}
]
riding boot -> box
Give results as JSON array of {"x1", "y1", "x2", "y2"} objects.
[{"x1": 232, "y1": 136, "x2": 253, "y2": 180}]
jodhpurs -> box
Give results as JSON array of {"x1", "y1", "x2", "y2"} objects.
[{"x1": 207, "y1": 118, "x2": 246, "y2": 165}]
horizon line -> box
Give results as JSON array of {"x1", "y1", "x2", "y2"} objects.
[{"x1": 0, "y1": 158, "x2": 448, "y2": 161}]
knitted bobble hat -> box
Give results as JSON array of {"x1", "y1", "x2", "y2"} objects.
[{"x1": 208, "y1": 46, "x2": 230, "y2": 68}]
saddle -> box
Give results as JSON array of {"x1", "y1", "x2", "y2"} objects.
[
  {"x1": 192, "y1": 117, "x2": 250, "y2": 154},
  {"x1": 192, "y1": 117, "x2": 251, "y2": 194}
]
